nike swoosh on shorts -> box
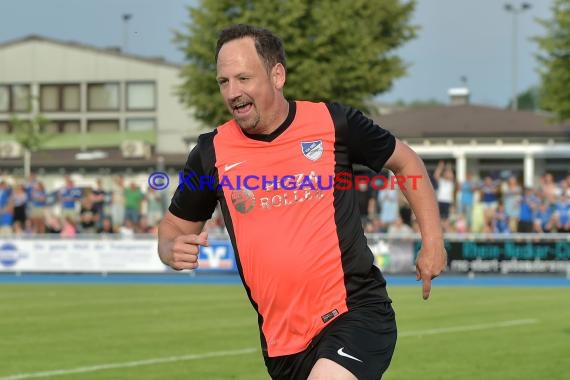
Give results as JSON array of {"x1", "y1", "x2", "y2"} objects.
[{"x1": 337, "y1": 347, "x2": 363, "y2": 363}]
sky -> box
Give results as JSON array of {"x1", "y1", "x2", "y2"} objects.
[{"x1": 0, "y1": 0, "x2": 555, "y2": 108}]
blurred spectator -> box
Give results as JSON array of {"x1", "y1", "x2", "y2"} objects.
[
  {"x1": 111, "y1": 175, "x2": 126, "y2": 229},
  {"x1": 553, "y1": 193, "x2": 570, "y2": 233},
  {"x1": 518, "y1": 188, "x2": 539, "y2": 233},
  {"x1": 29, "y1": 181, "x2": 47, "y2": 234},
  {"x1": 119, "y1": 219, "x2": 135, "y2": 238},
  {"x1": 492, "y1": 202, "x2": 510, "y2": 234},
  {"x1": 12, "y1": 183, "x2": 28, "y2": 229},
  {"x1": 24, "y1": 172, "x2": 38, "y2": 204},
  {"x1": 557, "y1": 178, "x2": 570, "y2": 198},
  {"x1": 97, "y1": 217, "x2": 116, "y2": 235},
  {"x1": 91, "y1": 178, "x2": 107, "y2": 227},
  {"x1": 60, "y1": 216, "x2": 77, "y2": 238},
  {"x1": 433, "y1": 160, "x2": 455, "y2": 222},
  {"x1": 356, "y1": 173, "x2": 376, "y2": 227},
  {"x1": 124, "y1": 182, "x2": 144, "y2": 224},
  {"x1": 480, "y1": 176, "x2": 499, "y2": 223},
  {"x1": 136, "y1": 215, "x2": 154, "y2": 234},
  {"x1": 458, "y1": 172, "x2": 477, "y2": 229},
  {"x1": 454, "y1": 213, "x2": 468, "y2": 234},
  {"x1": 534, "y1": 202, "x2": 554, "y2": 233},
  {"x1": 44, "y1": 213, "x2": 62, "y2": 234},
  {"x1": 539, "y1": 173, "x2": 559, "y2": 204},
  {"x1": 145, "y1": 187, "x2": 163, "y2": 227},
  {"x1": 387, "y1": 216, "x2": 413, "y2": 235},
  {"x1": 59, "y1": 175, "x2": 80, "y2": 220},
  {"x1": 397, "y1": 191, "x2": 412, "y2": 227},
  {"x1": 502, "y1": 176, "x2": 522, "y2": 233},
  {"x1": 13, "y1": 220, "x2": 33, "y2": 236},
  {"x1": 79, "y1": 194, "x2": 99, "y2": 233},
  {"x1": 0, "y1": 180, "x2": 13, "y2": 235},
  {"x1": 378, "y1": 185, "x2": 399, "y2": 232},
  {"x1": 364, "y1": 217, "x2": 382, "y2": 233}
]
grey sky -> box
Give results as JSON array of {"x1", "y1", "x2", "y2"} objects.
[{"x1": 0, "y1": 0, "x2": 554, "y2": 108}]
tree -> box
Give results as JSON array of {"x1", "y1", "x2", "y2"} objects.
[
  {"x1": 175, "y1": 0, "x2": 417, "y2": 127},
  {"x1": 11, "y1": 113, "x2": 50, "y2": 178},
  {"x1": 506, "y1": 86, "x2": 540, "y2": 111},
  {"x1": 534, "y1": 0, "x2": 570, "y2": 122},
  {"x1": 9, "y1": 95, "x2": 51, "y2": 177}
]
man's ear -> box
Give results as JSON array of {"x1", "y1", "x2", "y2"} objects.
[{"x1": 272, "y1": 63, "x2": 286, "y2": 90}]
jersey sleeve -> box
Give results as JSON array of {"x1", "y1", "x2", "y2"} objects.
[
  {"x1": 168, "y1": 134, "x2": 218, "y2": 221},
  {"x1": 328, "y1": 102, "x2": 396, "y2": 172}
]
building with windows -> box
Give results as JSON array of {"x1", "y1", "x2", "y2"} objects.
[
  {"x1": 374, "y1": 89, "x2": 570, "y2": 186},
  {"x1": 0, "y1": 35, "x2": 204, "y2": 178}
]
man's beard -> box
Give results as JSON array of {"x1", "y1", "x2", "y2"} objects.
[{"x1": 237, "y1": 114, "x2": 260, "y2": 132}]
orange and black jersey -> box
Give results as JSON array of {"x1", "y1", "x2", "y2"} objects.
[{"x1": 169, "y1": 101, "x2": 396, "y2": 357}]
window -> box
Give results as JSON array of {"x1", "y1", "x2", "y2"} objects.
[
  {"x1": 126, "y1": 118, "x2": 155, "y2": 131},
  {"x1": 0, "y1": 87, "x2": 8, "y2": 112},
  {"x1": 127, "y1": 82, "x2": 155, "y2": 110},
  {"x1": 0, "y1": 84, "x2": 31, "y2": 112},
  {"x1": 41, "y1": 120, "x2": 81, "y2": 134},
  {"x1": 88, "y1": 83, "x2": 119, "y2": 111},
  {"x1": 40, "y1": 84, "x2": 80, "y2": 112},
  {"x1": 87, "y1": 120, "x2": 119, "y2": 133},
  {"x1": 12, "y1": 85, "x2": 31, "y2": 112}
]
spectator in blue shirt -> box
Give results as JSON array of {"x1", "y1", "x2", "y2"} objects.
[
  {"x1": 533, "y1": 202, "x2": 554, "y2": 233},
  {"x1": 502, "y1": 175, "x2": 522, "y2": 233},
  {"x1": 0, "y1": 180, "x2": 13, "y2": 235},
  {"x1": 554, "y1": 193, "x2": 570, "y2": 233},
  {"x1": 518, "y1": 188, "x2": 539, "y2": 233},
  {"x1": 59, "y1": 175, "x2": 81, "y2": 221},
  {"x1": 459, "y1": 172, "x2": 477, "y2": 229},
  {"x1": 493, "y1": 202, "x2": 510, "y2": 234}
]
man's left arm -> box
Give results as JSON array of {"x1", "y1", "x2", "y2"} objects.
[
  {"x1": 331, "y1": 102, "x2": 447, "y2": 299},
  {"x1": 384, "y1": 139, "x2": 447, "y2": 299}
]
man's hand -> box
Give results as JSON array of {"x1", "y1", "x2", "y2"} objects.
[
  {"x1": 415, "y1": 240, "x2": 447, "y2": 300},
  {"x1": 164, "y1": 231, "x2": 209, "y2": 271}
]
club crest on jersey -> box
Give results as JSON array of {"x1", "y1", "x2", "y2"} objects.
[{"x1": 301, "y1": 140, "x2": 323, "y2": 161}]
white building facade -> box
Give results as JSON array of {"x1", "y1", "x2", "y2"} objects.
[{"x1": 0, "y1": 35, "x2": 203, "y2": 164}]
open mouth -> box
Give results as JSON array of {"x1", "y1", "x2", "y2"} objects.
[{"x1": 233, "y1": 102, "x2": 253, "y2": 115}]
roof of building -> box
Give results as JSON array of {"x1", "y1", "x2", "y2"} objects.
[
  {"x1": 0, "y1": 35, "x2": 182, "y2": 69},
  {"x1": 375, "y1": 105, "x2": 570, "y2": 139}
]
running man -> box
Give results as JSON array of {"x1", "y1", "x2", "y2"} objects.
[{"x1": 158, "y1": 24, "x2": 447, "y2": 380}]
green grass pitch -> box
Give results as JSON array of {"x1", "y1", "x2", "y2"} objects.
[{"x1": 0, "y1": 284, "x2": 568, "y2": 379}]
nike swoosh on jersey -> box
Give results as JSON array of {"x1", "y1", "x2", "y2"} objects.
[
  {"x1": 337, "y1": 347, "x2": 363, "y2": 363},
  {"x1": 224, "y1": 161, "x2": 246, "y2": 171}
]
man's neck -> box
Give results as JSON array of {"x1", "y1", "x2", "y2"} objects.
[{"x1": 260, "y1": 97, "x2": 290, "y2": 135}]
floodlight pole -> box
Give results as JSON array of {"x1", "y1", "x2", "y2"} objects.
[
  {"x1": 504, "y1": 3, "x2": 532, "y2": 111},
  {"x1": 122, "y1": 14, "x2": 132, "y2": 53}
]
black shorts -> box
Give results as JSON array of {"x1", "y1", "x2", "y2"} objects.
[{"x1": 264, "y1": 302, "x2": 397, "y2": 380}]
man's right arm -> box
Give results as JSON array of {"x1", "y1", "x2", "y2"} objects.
[
  {"x1": 160, "y1": 132, "x2": 219, "y2": 271},
  {"x1": 158, "y1": 211, "x2": 208, "y2": 271}
]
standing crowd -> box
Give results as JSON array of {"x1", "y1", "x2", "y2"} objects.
[
  {"x1": 0, "y1": 173, "x2": 166, "y2": 237},
  {"x1": 3, "y1": 166, "x2": 568, "y2": 237},
  {"x1": 360, "y1": 162, "x2": 570, "y2": 235}
]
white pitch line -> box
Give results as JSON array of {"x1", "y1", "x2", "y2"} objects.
[
  {"x1": 0, "y1": 319, "x2": 538, "y2": 380},
  {"x1": 399, "y1": 318, "x2": 539, "y2": 337},
  {"x1": 0, "y1": 348, "x2": 258, "y2": 380}
]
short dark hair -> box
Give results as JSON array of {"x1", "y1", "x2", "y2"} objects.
[{"x1": 215, "y1": 24, "x2": 286, "y2": 73}]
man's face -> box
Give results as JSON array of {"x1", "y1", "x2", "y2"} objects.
[{"x1": 216, "y1": 37, "x2": 283, "y2": 134}]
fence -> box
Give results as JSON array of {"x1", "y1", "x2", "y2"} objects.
[{"x1": 0, "y1": 233, "x2": 568, "y2": 275}]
